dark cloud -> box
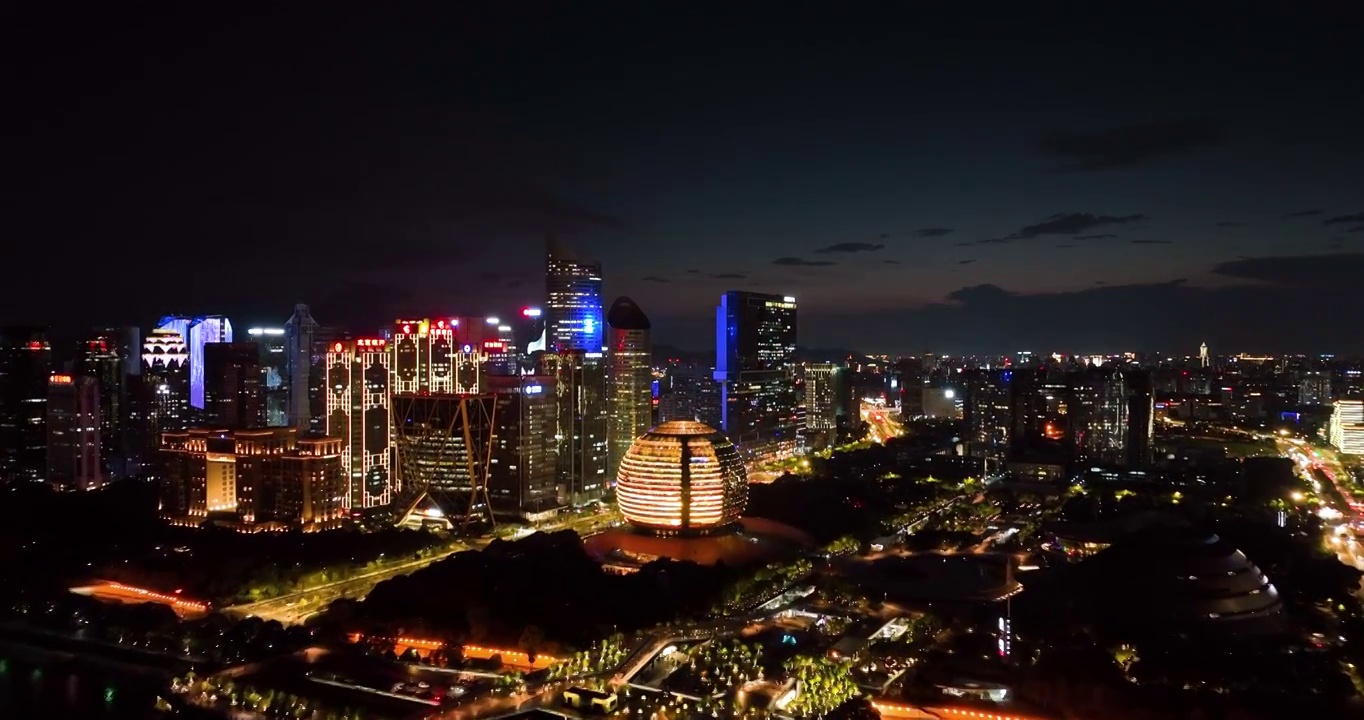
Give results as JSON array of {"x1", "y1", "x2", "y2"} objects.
[
  {"x1": 685, "y1": 269, "x2": 701, "y2": 274},
  {"x1": 773, "y1": 257, "x2": 837, "y2": 267},
  {"x1": 813, "y1": 242, "x2": 884, "y2": 254},
  {"x1": 708, "y1": 272, "x2": 747, "y2": 279},
  {"x1": 1215, "y1": 222, "x2": 1246, "y2": 228},
  {"x1": 1094, "y1": 281, "x2": 1107, "y2": 285},
  {"x1": 1055, "y1": 244, "x2": 1075, "y2": 249},
  {"x1": 974, "y1": 237, "x2": 1014, "y2": 246},
  {"x1": 958, "y1": 259, "x2": 977, "y2": 265},
  {"x1": 878, "y1": 233, "x2": 890, "y2": 239},
  {"x1": 1210, "y1": 253, "x2": 1364, "y2": 287},
  {"x1": 1040, "y1": 118, "x2": 1226, "y2": 171},
  {"x1": 1347, "y1": 226, "x2": 1364, "y2": 234},
  {"x1": 1325, "y1": 213, "x2": 1364, "y2": 226},
  {"x1": 1076, "y1": 234, "x2": 1118, "y2": 240},
  {"x1": 1015, "y1": 212, "x2": 1146, "y2": 238},
  {"x1": 883, "y1": 259, "x2": 902, "y2": 265},
  {"x1": 1285, "y1": 210, "x2": 1325, "y2": 218},
  {"x1": 643, "y1": 275, "x2": 670, "y2": 283},
  {"x1": 913, "y1": 227, "x2": 955, "y2": 238},
  {"x1": 1130, "y1": 239, "x2": 1172, "y2": 244}
]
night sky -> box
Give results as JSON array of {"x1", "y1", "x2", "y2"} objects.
[{"x1": 6, "y1": 3, "x2": 1363, "y2": 354}]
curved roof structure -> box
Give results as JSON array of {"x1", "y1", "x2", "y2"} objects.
[
  {"x1": 616, "y1": 420, "x2": 746, "y2": 536},
  {"x1": 1082, "y1": 525, "x2": 1281, "y2": 623},
  {"x1": 606, "y1": 296, "x2": 651, "y2": 330}
]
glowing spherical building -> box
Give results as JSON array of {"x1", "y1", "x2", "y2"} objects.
[{"x1": 616, "y1": 420, "x2": 747, "y2": 536}]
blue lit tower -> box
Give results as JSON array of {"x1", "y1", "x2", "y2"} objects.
[
  {"x1": 714, "y1": 291, "x2": 799, "y2": 462},
  {"x1": 545, "y1": 236, "x2": 604, "y2": 352},
  {"x1": 156, "y1": 314, "x2": 233, "y2": 411}
]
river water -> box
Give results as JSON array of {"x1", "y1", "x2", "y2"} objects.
[{"x1": 0, "y1": 650, "x2": 165, "y2": 719}]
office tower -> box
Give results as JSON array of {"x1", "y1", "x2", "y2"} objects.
[
  {"x1": 46, "y1": 374, "x2": 102, "y2": 491},
  {"x1": 1008, "y1": 367, "x2": 1071, "y2": 469},
  {"x1": 0, "y1": 327, "x2": 51, "y2": 483},
  {"x1": 248, "y1": 327, "x2": 289, "y2": 426},
  {"x1": 160, "y1": 427, "x2": 344, "y2": 530},
  {"x1": 804, "y1": 363, "x2": 840, "y2": 431},
  {"x1": 487, "y1": 375, "x2": 560, "y2": 518},
  {"x1": 1126, "y1": 370, "x2": 1154, "y2": 467},
  {"x1": 139, "y1": 328, "x2": 191, "y2": 471},
  {"x1": 606, "y1": 297, "x2": 653, "y2": 481},
  {"x1": 963, "y1": 369, "x2": 1013, "y2": 471},
  {"x1": 204, "y1": 342, "x2": 264, "y2": 428},
  {"x1": 391, "y1": 318, "x2": 489, "y2": 395},
  {"x1": 545, "y1": 236, "x2": 604, "y2": 352},
  {"x1": 155, "y1": 315, "x2": 233, "y2": 413},
  {"x1": 713, "y1": 291, "x2": 799, "y2": 461},
  {"x1": 1199, "y1": 341, "x2": 1209, "y2": 368},
  {"x1": 284, "y1": 304, "x2": 319, "y2": 428},
  {"x1": 76, "y1": 332, "x2": 129, "y2": 478},
  {"x1": 1068, "y1": 367, "x2": 1129, "y2": 465},
  {"x1": 1332, "y1": 400, "x2": 1364, "y2": 455},
  {"x1": 392, "y1": 392, "x2": 495, "y2": 506},
  {"x1": 325, "y1": 338, "x2": 394, "y2": 509},
  {"x1": 1299, "y1": 371, "x2": 1331, "y2": 405},
  {"x1": 539, "y1": 349, "x2": 609, "y2": 503},
  {"x1": 895, "y1": 358, "x2": 925, "y2": 417}
]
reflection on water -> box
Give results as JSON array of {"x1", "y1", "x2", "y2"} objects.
[{"x1": 0, "y1": 654, "x2": 160, "y2": 720}]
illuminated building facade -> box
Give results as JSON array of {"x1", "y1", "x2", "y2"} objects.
[
  {"x1": 545, "y1": 236, "x2": 604, "y2": 353},
  {"x1": 963, "y1": 369, "x2": 1012, "y2": 470},
  {"x1": 204, "y1": 342, "x2": 264, "y2": 428},
  {"x1": 714, "y1": 291, "x2": 799, "y2": 461},
  {"x1": 76, "y1": 331, "x2": 133, "y2": 478},
  {"x1": 391, "y1": 393, "x2": 496, "y2": 523},
  {"x1": 606, "y1": 297, "x2": 653, "y2": 482},
  {"x1": 1068, "y1": 367, "x2": 1129, "y2": 465},
  {"x1": 248, "y1": 327, "x2": 289, "y2": 426},
  {"x1": 46, "y1": 374, "x2": 102, "y2": 490},
  {"x1": 1331, "y1": 400, "x2": 1364, "y2": 455},
  {"x1": 539, "y1": 349, "x2": 609, "y2": 503},
  {"x1": 284, "y1": 304, "x2": 320, "y2": 429},
  {"x1": 392, "y1": 318, "x2": 490, "y2": 395},
  {"x1": 160, "y1": 427, "x2": 344, "y2": 530},
  {"x1": 0, "y1": 326, "x2": 51, "y2": 483},
  {"x1": 158, "y1": 315, "x2": 234, "y2": 412},
  {"x1": 615, "y1": 420, "x2": 747, "y2": 536},
  {"x1": 804, "y1": 363, "x2": 840, "y2": 431},
  {"x1": 325, "y1": 338, "x2": 394, "y2": 508},
  {"x1": 487, "y1": 375, "x2": 561, "y2": 518}
]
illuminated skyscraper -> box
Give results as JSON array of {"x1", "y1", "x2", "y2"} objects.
[
  {"x1": 1068, "y1": 366, "x2": 1129, "y2": 465},
  {"x1": 325, "y1": 338, "x2": 394, "y2": 508},
  {"x1": 138, "y1": 328, "x2": 190, "y2": 477},
  {"x1": 156, "y1": 314, "x2": 233, "y2": 412},
  {"x1": 0, "y1": 326, "x2": 51, "y2": 483},
  {"x1": 76, "y1": 330, "x2": 134, "y2": 478},
  {"x1": 284, "y1": 304, "x2": 320, "y2": 428},
  {"x1": 487, "y1": 375, "x2": 561, "y2": 518},
  {"x1": 606, "y1": 296, "x2": 653, "y2": 481},
  {"x1": 391, "y1": 318, "x2": 489, "y2": 395},
  {"x1": 248, "y1": 327, "x2": 289, "y2": 426},
  {"x1": 46, "y1": 374, "x2": 102, "y2": 491},
  {"x1": 714, "y1": 291, "x2": 799, "y2": 461},
  {"x1": 803, "y1": 363, "x2": 840, "y2": 431},
  {"x1": 963, "y1": 368, "x2": 1013, "y2": 471},
  {"x1": 539, "y1": 349, "x2": 608, "y2": 503},
  {"x1": 545, "y1": 236, "x2": 604, "y2": 352}
]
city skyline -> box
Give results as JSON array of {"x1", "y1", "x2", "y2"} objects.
[{"x1": 5, "y1": 5, "x2": 1363, "y2": 354}]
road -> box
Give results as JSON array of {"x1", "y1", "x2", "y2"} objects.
[
  {"x1": 861, "y1": 401, "x2": 904, "y2": 444},
  {"x1": 224, "y1": 511, "x2": 620, "y2": 625}
]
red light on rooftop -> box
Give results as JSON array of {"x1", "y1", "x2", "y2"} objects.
[{"x1": 26, "y1": 341, "x2": 44, "y2": 350}]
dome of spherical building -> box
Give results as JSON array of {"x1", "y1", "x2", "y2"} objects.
[
  {"x1": 1081, "y1": 525, "x2": 1282, "y2": 624},
  {"x1": 615, "y1": 420, "x2": 747, "y2": 536}
]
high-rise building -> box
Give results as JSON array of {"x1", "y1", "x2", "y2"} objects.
[
  {"x1": 1125, "y1": 370, "x2": 1154, "y2": 467},
  {"x1": 1199, "y1": 341, "x2": 1209, "y2": 368},
  {"x1": 46, "y1": 374, "x2": 102, "y2": 491},
  {"x1": 76, "y1": 331, "x2": 131, "y2": 478},
  {"x1": 1331, "y1": 400, "x2": 1364, "y2": 455},
  {"x1": 325, "y1": 338, "x2": 394, "y2": 509},
  {"x1": 804, "y1": 363, "x2": 841, "y2": 431},
  {"x1": 606, "y1": 297, "x2": 653, "y2": 481},
  {"x1": 1068, "y1": 367, "x2": 1129, "y2": 465},
  {"x1": 391, "y1": 392, "x2": 495, "y2": 505},
  {"x1": 156, "y1": 315, "x2": 233, "y2": 413},
  {"x1": 487, "y1": 375, "x2": 561, "y2": 519},
  {"x1": 895, "y1": 358, "x2": 925, "y2": 418},
  {"x1": 391, "y1": 318, "x2": 490, "y2": 394},
  {"x1": 284, "y1": 304, "x2": 320, "y2": 428},
  {"x1": 963, "y1": 369, "x2": 1013, "y2": 470},
  {"x1": 1008, "y1": 367, "x2": 1071, "y2": 468},
  {"x1": 140, "y1": 328, "x2": 191, "y2": 433},
  {"x1": 248, "y1": 327, "x2": 289, "y2": 426},
  {"x1": 545, "y1": 236, "x2": 604, "y2": 353},
  {"x1": 204, "y1": 342, "x2": 264, "y2": 428},
  {"x1": 160, "y1": 427, "x2": 344, "y2": 530},
  {"x1": 539, "y1": 349, "x2": 608, "y2": 504},
  {"x1": 714, "y1": 291, "x2": 799, "y2": 461},
  {"x1": 0, "y1": 327, "x2": 52, "y2": 483}
]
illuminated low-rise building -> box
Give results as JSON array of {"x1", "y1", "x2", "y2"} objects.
[
  {"x1": 1331, "y1": 399, "x2": 1364, "y2": 455},
  {"x1": 159, "y1": 427, "x2": 344, "y2": 531}
]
